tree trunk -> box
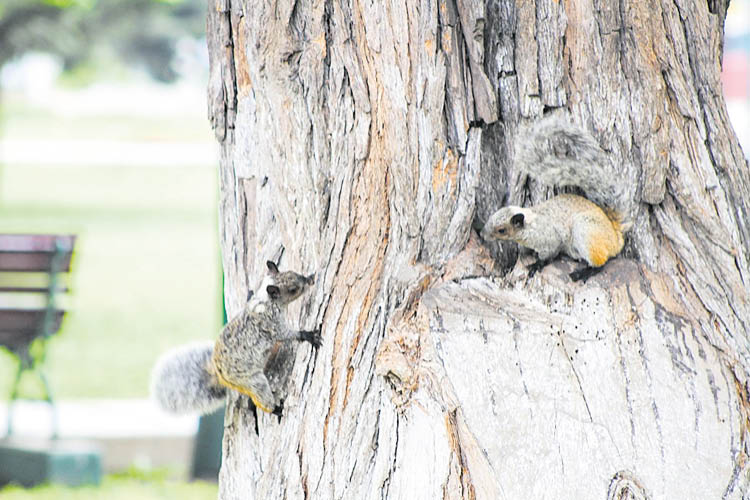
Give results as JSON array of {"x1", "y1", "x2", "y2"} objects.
[{"x1": 206, "y1": 0, "x2": 750, "y2": 498}]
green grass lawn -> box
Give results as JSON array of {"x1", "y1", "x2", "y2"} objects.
[
  {"x1": 1, "y1": 90, "x2": 214, "y2": 143},
  {"x1": 0, "y1": 467, "x2": 218, "y2": 500},
  {"x1": 0, "y1": 160, "x2": 221, "y2": 399}
]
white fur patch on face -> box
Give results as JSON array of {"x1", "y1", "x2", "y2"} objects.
[
  {"x1": 250, "y1": 275, "x2": 273, "y2": 303},
  {"x1": 250, "y1": 302, "x2": 268, "y2": 314}
]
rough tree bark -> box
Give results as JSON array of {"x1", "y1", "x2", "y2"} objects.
[{"x1": 206, "y1": 0, "x2": 750, "y2": 498}]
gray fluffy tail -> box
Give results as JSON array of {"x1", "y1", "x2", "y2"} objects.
[
  {"x1": 150, "y1": 341, "x2": 226, "y2": 415},
  {"x1": 514, "y1": 112, "x2": 633, "y2": 229}
]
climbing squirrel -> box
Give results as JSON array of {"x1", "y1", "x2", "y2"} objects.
[
  {"x1": 481, "y1": 112, "x2": 634, "y2": 282},
  {"x1": 150, "y1": 261, "x2": 321, "y2": 417}
]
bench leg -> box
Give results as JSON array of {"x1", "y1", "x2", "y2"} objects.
[
  {"x1": 38, "y1": 370, "x2": 58, "y2": 439},
  {"x1": 6, "y1": 353, "x2": 58, "y2": 439},
  {"x1": 34, "y1": 337, "x2": 58, "y2": 439},
  {"x1": 7, "y1": 360, "x2": 25, "y2": 436}
]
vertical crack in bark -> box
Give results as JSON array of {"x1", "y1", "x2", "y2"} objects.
[
  {"x1": 557, "y1": 431, "x2": 565, "y2": 478},
  {"x1": 722, "y1": 368, "x2": 750, "y2": 499},
  {"x1": 558, "y1": 328, "x2": 593, "y2": 423},
  {"x1": 719, "y1": 363, "x2": 744, "y2": 499},
  {"x1": 615, "y1": 0, "x2": 639, "y2": 164},
  {"x1": 212, "y1": 0, "x2": 239, "y2": 144},
  {"x1": 380, "y1": 415, "x2": 399, "y2": 500},
  {"x1": 321, "y1": 0, "x2": 334, "y2": 110},
  {"x1": 438, "y1": 0, "x2": 468, "y2": 151},
  {"x1": 288, "y1": 0, "x2": 300, "y2": 31},
  {"x1": 707, "y1": 370, "x2": 722, "y2": 421},
  {"x1": 445, "y1": 409, "x2": 477, "y2": 500},
  {"x1": 238, "y1": 178, "x2": 250, "y2": 294},
  {"x1": 512, "y1": 321, "x2": 531, "y2": 398},
  {"x1": 297, "y1": 440, "x2": 309, "y2": 499},
  {"x1": 722, "y1": 461, "x2": 743, "y2": 500},
  {"x1": 627, "y1": 284, "x2": 667, "y2": 478},
  {"x1": 533, "y1": 0, "x2": 543, "y2": 107},
  {"x1": 208, "y1": 2, "x2": 223, "y2": 142},
  {"x1": 652, "y1": 303, "x2": 704, "y2": 444}
]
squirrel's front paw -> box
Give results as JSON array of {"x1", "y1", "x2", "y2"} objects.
[
  {"x1": 569, "y1": 265, "x2": 603, "y2": 283},
  {"x1": 300, "y1": 329, "x2": 322, "y2": 348},
  {"x1": 272, "y1": 399, "x2": 284, "y2": 421},
  {"x1": 526, "y1": 259, "x2": 549, "y2": 278}
]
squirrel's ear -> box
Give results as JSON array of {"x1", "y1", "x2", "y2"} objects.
[
  {"x1": 510, "y1": 213, "x2": 525, "y2": 228},
  {"x1": 266, "y1": 261, "x2": 279, "y2": 275},
  {"x1": 266, "y1": 285, "x2": 281, "y2": 299},
  {"x1": 305, "y1": 273, "x2": 315, "y2": 285}
]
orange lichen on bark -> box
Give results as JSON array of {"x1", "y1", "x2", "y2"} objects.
[
  {"x1": 444, "y1": 410, "x2": 477, "y2": 500},
  {"x1": 432, "y1": 147, "x2": 458, "y2": 195},
  {"x1": 321, "y1": 13, "x2": 392, "y2": 436},
  {"x1": 233, "y1": 18, "x2": 253, "y2": 97},
  {"x1": 322, "y1": 159, "x2": 390, "y2": 441}
]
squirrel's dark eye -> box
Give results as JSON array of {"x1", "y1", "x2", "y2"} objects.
[
  {"x1": 497, "y1": 228, "x2": 506, "y2": 235},
  {"x1": 288, "y1": 287, "x2": 299, "y2": 294}
]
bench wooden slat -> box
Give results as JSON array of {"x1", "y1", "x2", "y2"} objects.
[
  {"x1": 0, "y1": 309, "x2": 65, "y2": 352},
  {"x1": 0, "y1": 234, "x2": 75, "y2": 253},
  {"x1": 0, "y1": 235, "x2": 76, "y2": 272},
  {"x1": 0, "y1": 253, "x2": 73, "y2": 272},
  {"x1": 0, "y1": 287, "x2": 70, "y2": 294},
  {"x1": 0, "y1": 309, "x2": 65, "y2": 331}
]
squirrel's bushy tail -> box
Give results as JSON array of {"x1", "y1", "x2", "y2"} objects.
[
  {"x1": 514, "y1": 112, "x2": 633, "y2": 230},
  {"x1": 150, "y1": 341, "x2": 226, "y2": 415}
]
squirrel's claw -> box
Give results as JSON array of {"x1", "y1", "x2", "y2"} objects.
[
  {"x1": 300, "y1": 329, "x2": 322, "y2": 348},
  {"x1": 527, "y1": 258, "x2": 550, "y2": 278},
  {"x1": 272, "y1": 399, "x2": 284, "y2": 421},
  {"x1": 569, "y1": 265, "x2": 603, "y2": 283}
]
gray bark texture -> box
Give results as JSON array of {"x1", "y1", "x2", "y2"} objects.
[{"x1": 206, "y1": 0, "x2": 750, "y2": 498}]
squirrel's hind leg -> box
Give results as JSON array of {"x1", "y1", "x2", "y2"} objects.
[
  {"x1": 231, "y1": 371, "x2": 279, "y2": 415},
  {"x1": 569, "y1": 265, "x2": 603, "y2": 282}
]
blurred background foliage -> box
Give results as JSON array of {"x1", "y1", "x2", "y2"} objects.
[{"x1": 0, "y1": 0, "x2": 206, "y2": 82}]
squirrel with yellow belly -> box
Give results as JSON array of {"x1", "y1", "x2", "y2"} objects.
[
  {"x1": 481, "y1": 112, "x2": 634, "y2": 282},
  {"x1": 150, "y1": 261, "x2": 320, "y2": 417}
]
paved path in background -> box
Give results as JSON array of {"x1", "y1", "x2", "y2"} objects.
[
  {"x1": 0, "y1": 400, "x2": 199, "y2": 472},
  {"x1": 0, "y1": 399, "x2": 196, "y2": 438},
  {"x1": 0, "y1": 140, "x2": 219, "y2": 167}
]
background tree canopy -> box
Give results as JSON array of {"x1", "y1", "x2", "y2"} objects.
[{"x1": 0, "y1": 0, "x2": 206, "y2": 82}]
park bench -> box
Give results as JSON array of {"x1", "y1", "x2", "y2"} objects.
[{"x1": 0, "y1": 233, "x2": 76, "y2": 437}]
